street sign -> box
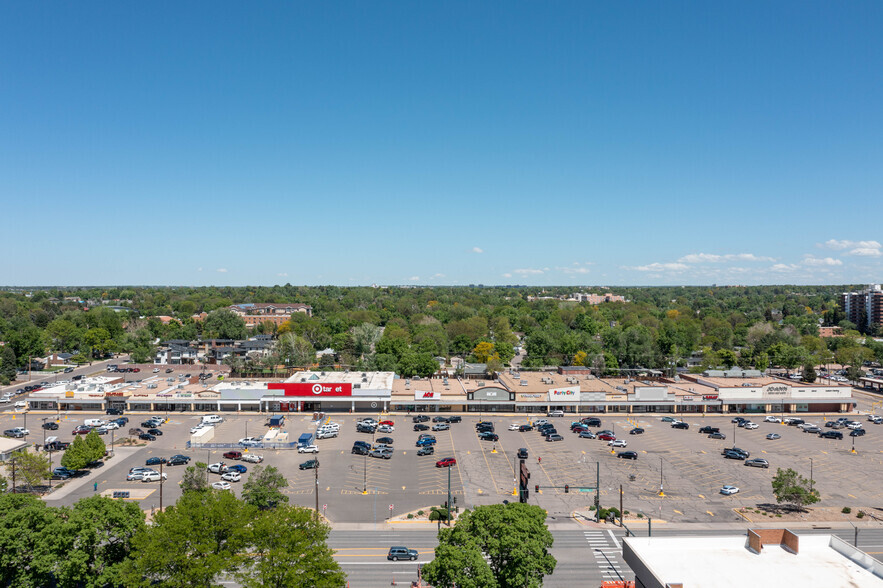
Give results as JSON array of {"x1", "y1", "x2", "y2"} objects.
[
  {"x1": 323, "y1": 504, "x2": 327, "y2": 510},
  {"x1": 389, "y1": 504, "x2": 393, "y2": 510},
  {"x1": 579, "y1": 488, "x2": 596, "y2": 493}
]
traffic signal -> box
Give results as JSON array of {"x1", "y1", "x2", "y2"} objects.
[
  {"x1": 565, "y1": 484, "x2": 569, "y2": 493},
  {"x1": 453, "y1": 497, "x2": 457, "y2": 505},
  {"x1": 535, "y1": 484, "x2": 539, "y2": 493}
]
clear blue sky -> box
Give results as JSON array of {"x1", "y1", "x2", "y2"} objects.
[{"x1": 2, "y1": 2, "x2": 881, "y2": 287}]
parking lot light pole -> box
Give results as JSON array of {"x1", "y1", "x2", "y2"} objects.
[
  {"x1": 734, "y1": 422, "x2": 737, "y2": 446},
  {"x1": 810, "y1": 458, "x2": 813, "y2": 494},
  {"x1": 42, "y1": 418, "x2": 47, "y2": 448},
  {"x1": 658, "y1": 458, "x2": 664, "y2": 497},
  {"x1": 315, "y1": 459, "x2": 320, "y2": 520}
]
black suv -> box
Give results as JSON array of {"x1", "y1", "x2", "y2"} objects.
[
  {"x1": 672, "y1": 422, "x2": 689, "y2": 430},
  {"x1": 168, "y1": 454, "x2": 190, "y2": 465},
  {"x1": 517, "y1": 447, "x2": 529, "y2": 459},
  {"x1": 105, "y1": 408, "x2": 124, "y2": 415},
  {"x1": 447, "y1": 416, "x2": 462, "y2": 423},
  {"x1": 352, "y1": 441, "x2": 371, "y2": 455},
  {"x1": 582, "y1": 417, "x2": 602, "y2": 427},
  {"x1": 722, "y1": 447, "x2": 749, "y2": 458},
  {"x1": 412, "y1": 415, "x2": 430, "y2": 423},
  {"x1": 356, "y1": 423, "x2": 376, "y2": 434},
  {"x1": 387, "y1": 546, "x2": 418, "y2": 561},
  {"x1": 819, "y1": 430, "x2": 843, "y2": 439},
  {"x1": 414, "y1": 424, "x2": 429, "y2": 431}
]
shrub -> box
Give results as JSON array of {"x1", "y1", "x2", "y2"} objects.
[
  {"x1": 776, "y1": 514, "x2": 782, "y2": 517},
  {"x1": 842, "y1": 507, "x2": 852, "y2": 514},
  {"x1": 589, "y1": 505, "x2": 596, "y2": 511},
  {"x1": 417, "y1": 510, "x2": 424, "y2": 516},
  {"x1": 407, "y1": 513, "x2": 414, "y2": 519},
  {"x1": 624, "y1": 510, "x2": 630, "y2": 515},
  {"x1": 429, "y1": 508, "x2": 451, "y2": 522},
  {"x1": 857, "y1": 511, "x2": 865, "y2": 519},
  {"x1": 607, "y1": 507, "x2": 621, "y2": 518},
  {"x1": 636, "y1": 513, "x2": 644, "y2": 518}
]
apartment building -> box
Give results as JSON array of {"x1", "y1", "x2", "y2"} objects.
[{"x1": 840, "y1": 284, "x2": 883, "y2": 330}]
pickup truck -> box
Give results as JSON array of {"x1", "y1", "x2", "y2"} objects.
[{"x1": 3, "y1": 427, "x2": 29, "y2": 438}]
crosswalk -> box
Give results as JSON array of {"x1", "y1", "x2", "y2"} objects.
[{"x1": 583, "y1": 529, "x2": 625, "y2": 582}]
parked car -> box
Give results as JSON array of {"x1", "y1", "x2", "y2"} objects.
[
  {"x1": 377, "y1": 424, "x2": 395, "y2": 433},
  {"x1": 698, "y1": 426, "x2": 719, "y2": 434},
  {"x1": 608, "y1": 439, "x2": 627, "y2": 447},
  {"x1": 519, "y1": 424, "x2": 534, "y2": 432},
  {"x1": 448, "y1": 416, "x2": 462, "y2": 423},
  {"x1": 387, "y1": 546, "x2": 418, "y2": 561},
  {"x1": 671, "y1": 422, "x2": 689, "y2": 430},
  {"x1": 720, "y1": 485, "x2": 740, "y2": 495},
  {"x1": 850, "y1": 429, "x2": 866, "y2": 437},
  {"x1": 168, "y1": 454, "x2": 190, "y2": 465},
  {"x1": 509, "y1": 423, "x2": 521, "y2": 431},
  {"x1": 141, "y1": 471, "x2": 168, "y2": 482},
  {"x1": 412, "y1": 415, "x2": 430, "y2": 423},
  {"x1": 432, "y1": 417, "x2": 449, "y2": 423},
  {"x1": 298, "y1": 444, "x2": 319, "y2": 454},
  {"x1": 517, "y1": 447, "x2": 529, "y2": 459},
  {"x1": 436, "y1": 457, "x2": 457, "y2": 468},
  {"x1": 617, "y1": 451, "x2": 638, "y2": 460},
  {"x1": 709, "y1": 432, "x2": 726, "y2": 440},
  {"x1": 376, "y1": 436, "x2": 394, "y2": 445},
  {"x1": 722, "y1": 447, "x2": 750, "y2": 458},
  {"x1": 579, "y1": 431, "x2": 596, "y2": 439},
  {"x1": 369, "y1": 448, "x2": 393, "y2": 459},
  {"x1": 356, "y1": 424, "x2": 376, "y2": 434},
  {"x1": 316, "y1": 429, "x2": 338, "y2": 439},
  {"x1": 239, "y1": 437, "x2": 263, "y2": 446},
  {"x1": 416, "y1": 437, "x2": 436, "y2": 447},
  {"x1": 723, "y1": 450, "x2": 744, "y2": 460},
  {"x1": 432, "y1": 423, "x2": 450, "y2": 431},
  {"x1": 819, "y1": 431, "x2": 843, "y2": 439},
  {"x1": 766, "y1": 433, "x2": 781, "y2": 440},
  {"x1": 478, "y1": 432, "x2": 499, "y2": 441},
  {"x1": 413, "y1": 424, "x2": 429, "y2": 431},
  {"x1": 139, "y1": 433, "x2": 156, "y2": 441},
  {"x1": 582, "y1": 417, "x2": 602, "y2": 427},
  {"x1": 212, "y1": 481, "x2": 231, "y2": 490},
  {"x1": 546, "y1": 434, "x2": 564, "y2": 442},
  {"x1": 221, "y1": 471, "x2": 241, "y2": 482},
  {"x1": 417, "y1": 445, "x2": 435, "y2": 456},
  {"x1": 745, "y1": 458, "x2": 769, "y2": 468},
  {"x1": 744, "y1": 422, "x2": 759, "y2": 429},
  {"x1": 241, "y1": 454, "x2": 264, "y2": 463},
  {"x1": 661, "y1": 416, "x2": 677, "y2": 423},
  {"x1": 598, "y1": 433, "x2": 616, "y2": 441},
  {"x1": 208, "y1": 463, "x2": 228, "y2": 474},
  {"x1": 352, "y1": 444, "x2": 369, "y2": 456},
  {"x1": 629, "y1": 427, "x2": 645, "y2": 435},
  {"x1": 223, "y1": 451, "x2": 242, "y2": 460},
  {"x1": 146, "y1": 428, "x2": 163, "y2": 436},
  {"x1": 145, "y1": 457, "x2": 167, "y2": 466},
  {"x1": 299, "y1": 459, "x2": 319, "y2": 470},
  {"x1": 378, "y1": 420, "x2": 395, "y2": 427},
  {"x1": 42, "y1": 422, "x2": 59, "y2": 430},
  {"x1": 803, "y1": 426, "x2": 822, "y2": 433}
]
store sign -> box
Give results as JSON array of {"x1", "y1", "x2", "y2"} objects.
[
  {"x1": 269, "y1": 383, "x2": 353, "y2": 397},
  {"x1": 415, "y1": 390, "x2": 441, "y2": 400},
  {"x1": 520, "y1": 394, "x2": 543, "y2": 399},
  {"x1": 65, "y1": 391, "x2": 74, "y2": 398},
  {"x1": 703, "y1": 395, "x2": 719, "y2": 400},
  {"x1": 762, "y1": 384, "x2": 789, "y2": 396},
  {"x1": 548, "y1": 387, "x2": 580, "y2": 401}
]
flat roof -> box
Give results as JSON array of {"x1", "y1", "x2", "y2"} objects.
[
  {"x1": 623, "y1": 534, "x2": 883, "y2": 587},
  {"x1": 284, "y1": 370, "x2": 395, "y2": 391}
]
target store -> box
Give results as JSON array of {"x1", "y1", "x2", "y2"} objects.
[{"x1": 261, "y1": 371, "x2": 395, "y2": 413}]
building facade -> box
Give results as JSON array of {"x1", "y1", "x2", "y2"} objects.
[{"x1": 841, "y1": 284, "x2": 883, "y2": 330}]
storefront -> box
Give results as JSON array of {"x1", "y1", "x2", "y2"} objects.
[
  {"x1": 548, "y1": 386, "x2": 580, "y2": 413},
  {"x1": 718, "y1": 383, "x2": 853, "y2": 414},
  {"x1": 265, "y1": 382, "x2": 392, "y2": 412},
  {"x1": 467, "y1": 386, "x2": 515, "y2": 412}
]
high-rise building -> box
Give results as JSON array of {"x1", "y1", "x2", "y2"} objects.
[{"x1": 840, "y1": 284, "x2": 883, "y2": 330}]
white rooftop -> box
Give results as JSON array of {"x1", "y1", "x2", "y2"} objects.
[
  {"x1": 284, "y1": 370, "x2": 395, "y2": 390},
  {"x1": 623, "y1": 534, "x2": 883, "y2": 588}
]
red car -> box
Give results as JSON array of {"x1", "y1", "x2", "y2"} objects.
[
  {"x1": 73, "y1": 426, "x2": 91, "y2": 435},
  {"x1": 436, "y1": 457, "x2": 457, "y2": 468},
  {"x1": 598, "y1": 433, "x2": 616, "y2": 441},
  {"x1": 379, "y1": 420, "x2": 394, "y2": 427},
  {"x1": 222, "y1": 451, "x2": 242, "y2": 460}
]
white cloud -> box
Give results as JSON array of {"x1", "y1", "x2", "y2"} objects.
[
  {"x1": 851, "y1": 247, "x2": 882, "y2": 257},
  {"x1": 197, "y1": 267, "x2": 203, "y2": 272},
  {"x1": 770, "y1": 263, "x2": 798, "y2": 272},
  {"x1": 628, "y1": 262, "x2": 688, "y2": 272},
  {"x1": 513, "y1": 268, "x2": 545, "y2": 275},
  {"x1": 802, "y1": 256, "x2": 842, "y2": 267},
  {"x1": 216, "y1": 268, "x2": 228, "y2": 273},
  {"x1": 431, "y1": 273, "x2": 445, "y2": 279},
  {"x1": 277, "y1": 272, "x2": 288, "y2": 277},
  {"x1": 472, "y1": 247, "x2": 484, "y2": 254},
  {"x1": 408, "y1": 276, "x2": 420, "y2": 281},
  {"x1": 558, "y1": 266, "x2": 590, "y2": 274},
  {"x1": 820, "y1": 239, "x2": 881, "y2": 256},
  {"x1": 502, "y1": 273, "x2": 512, "y2": 278},
  {"x1": 678, "y1": 253, "x2": 774, "y2": 263}
]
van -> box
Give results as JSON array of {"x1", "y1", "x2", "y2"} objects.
[
  {"x1": 84, "y1": 419, "x2": 106, "y2": 427},
  {"x1": 548, "y1": 410, "x2": 565, "y2": 417},
  {"x1": 202, "y1": 415, "x2": 223, "y2": 424}
]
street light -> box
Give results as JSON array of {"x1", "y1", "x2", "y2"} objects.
[
  {"x1": 315, "y1": 459, "x2": 320, "y2": 519},
  {"x1": 809, "y1": 458, "x2": 814, "y2": 495}
]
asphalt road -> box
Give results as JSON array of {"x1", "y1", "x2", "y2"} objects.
[{"x1": 0, "y1": 356, "x2": 128, "y2": 397}]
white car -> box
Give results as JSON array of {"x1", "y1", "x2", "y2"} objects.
[
  {"x1": 534, "y1": 419, "x2": 549, "y2": 426},
  {"x1": 377, "y1": 424, "x2": 395, "y2": 433},
  {"x1": 238, "y1": 437, "x2": 263, "y2": 446},
  {"x1": 153, "y1": 368, "x2": 160, "y2": 373},
  {"x1": 316, "y1": 430, "x2": 338, "y2": 439},
  {"x1": 764, "y1": 416, "x2": 782, "y2": 423},
  {"x1": 221, "y1": 471, "x2": 241, "y2": 482},
  {"x1": 241, "y1": 454, "x2": 264, "y2": 463},
  {"x1": 14, "y1": 401, "x2": 27, "y2": 409},
  {"x1": 797, "y1": 423, "x2": 816, "y2": 430},
  {"x1": 608, "y1": 439, "x2": 627, "y2": 448},
  {"x1": 358, "y1": 419, "x2": 377, "y2": 427},
  {"x1": 190, "y1": 424, "x2": 210, "y2": 434},
  {"x1": 212, "y1": 481, "x2": 231, "y2": 490},
  {"x1": 298, "y1": 444, "x2": 319, "y2": 453},
  {"x1": 208, "y1": 462, "x2": 228, "y2": 474},
  {"x1": 847, "y1": 422, "x2": 863, "y2": 430},
  {"x1": 720, "y1": 485, "x2": 740, "y2": 496},
  {"x1": 104, "y1": 422, "x2": 120, "y2": 430},
  {"x1": 321, "y1": 422, "x2": 340, "y2": 431},
  {"x1": 141, "y1": 471, "x2": 168, "y2": 482},
  {"x1": 509, "y1": 423, "x2": 521, "y2": 431},
  {"x1": 743, "y1": 422, "x2": 759, "y2": 430}
]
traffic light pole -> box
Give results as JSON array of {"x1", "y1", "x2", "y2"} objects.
[{"x1": 447, "y1": 464, "x2": 452, "y2": 526}]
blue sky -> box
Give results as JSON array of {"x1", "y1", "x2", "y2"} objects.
[{"x1": 2, "y1": 2, "x2": 881, "y2": 287}]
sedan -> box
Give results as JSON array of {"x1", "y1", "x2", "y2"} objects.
[
  {"x1": 221, "y1": 471, "x2": 241, "y2": 482},
  {"x1": 629, "y1": 428, "x2": 645, "y2": 435},
  {"x1": 743, "y1": 423, "x2": 759, "y2": 430},
  {"x1": 764, "y1": 416, "x2": 782, "y2": 423},
  {"x1": 414, "y1": 423, "x2": 430, "y2": 432},
  {"x1": 412, "y1": 415, "x2": 430, "y2": 423},
  {"x1": 139, "y1": 433, "x2": 156, "y2": 441},
  {"x1": 227, "y1": 464, "x2": 247, "y2": 474},
  {"x1": 617, "y1": 451, "x2": 638, "y2": 460},
  {"x1": 378, "y1": 420, "x2": 395, "y2": 427},
  {"x1": 661, "y1": 416, "x2": 677, "y2": 423},
  {"x1": 519, "y1": 424, "x2": 534, "y2": 432},
  {"x1": 478, "y1": 432, "x2": 499, "y2": 441},
  {"x1": 168, "y1": 454, "x2": 190, "y2": 465},
  {"x1": 377, "y1": 425, "x2": 395, "y2": 433},
  {"x1": 608, "y1": 439, "x2": 627, "y2": 448},
  {"x1": 297, "y1": 444, "x2": 319, "y2": 454},
  {"x1": 436, "y1": 457, "x2": 457, "y2": 468},
  {"x1": 509, "y1": 423, "x2": 521, "y2": 431},
  {"x1": 720, "y1": 485, "x2": 740, "y2": 495},
  {"x1": 723, "y1": 451, "x2": 744, "y2": 460},
  {"x1": 850, "y1": 429, "x2": 866, "y2": 437},
  {"x1": 432, "y1": 423, "x2": 450, "y2": 432},
  {"x1": 145, "y1": 457, "x2": 167, "y2": 466},
  {"x1": 212, "y1": 481, "x2": 232, "y2": 490},
  {"x1": 579, "y1": 431, "x2": 596, "y2": 439},
  {"x1": 376, "y1": 437, "x2": 394, "y2": 445},
  {"x1": 146, "y1": 428, "x2": 163, "y2": 436},
  {"x1": 42, "y1": 422, "x2": 59, "y2": 431},
  {"x1": 745, "y1": 458, "x2": 770, "y2": 468},
  {"x1": 299, "y1": 459, "x2": 319, "y2": 470},
  {"x1": 546, "y1": 434, "x2": 564, "y2": 442},
  {"x1": 73, "y1": 426, "x2": 91, "y2": 435},
  {"x1": 598, "y1": 433, "x2": 615, "y2": 441},
  {"x1": 709, "y1": 432, "x2": 727, "y2": 440},
  {"x1": 766, "y1": 433, "x2": 781, "y2": 440}
]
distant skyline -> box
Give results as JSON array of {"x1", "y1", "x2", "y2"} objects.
[{"x1": 2, "y1": 2, "x2": 881, "y2": 287}]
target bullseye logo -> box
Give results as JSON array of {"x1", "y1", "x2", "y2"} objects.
[{"x1": 312, "y1": 384, "x2": 323, "y2": 395}]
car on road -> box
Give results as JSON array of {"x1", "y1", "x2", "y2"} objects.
[
  {"x1": 223, "y1": 451, "x2": 242, "y2": 460},
  {"x1": 208, "y1": 463, "x2": 228, "y2": 474},
  {"x1": 298, "y1": 444, "x2": 319, "y2": 453},
  {"x1": 745, "y1": 458, "x2": 769, "y2": 468},
  {"x1": 598, "y1": 433, "x2": 616, "y2": 441},
  {"x1": 432, "y1": 423, "x2": 450, "y2": 431},
  {"x1": 720, "y1": 485, "x2": 740, "y2": 495},
  {"x1": 517, "y1": 447, "x2": 529, "y2": 459},
  {"x1": 629, "y1": 428, "x2": 645, "y2": 435},
  {"x1": 743, "y1": 422, "x2": 759, "y2": 430},
  {"x1": 617, "y1": 451, "x2": 638, "y2": 460},
  {"x1": 387, "y1": 546, "x2": 418, "y2": 561},
  {"x1": 766, "y1": 433, "x2": 781, "y2": 440},
  {"x1": 478, "y1": 432, "x2": 499, "y2": 441},
  {"x1": 608, "y1": 439, "x2": 627, "y2": 447},
  {"x1": 850, "y1": 429, "x2": 866, "y2": 437},
  {"x1": 579, "y1": 431, "x2": 596, "y2": 439},
  {"x1": 412, "y1": 415, "x2": 430, "y2": 423},
  {"x1": 820, "y1": 431, "x2": 843, "y2": 439},
  {"x1": 42, "y1": 422, "x2": 59, "y2": 430},
  {"x1": 436, "y1": 457, "x2": 457, "y2": 468},
  {"x1": 377, "y1": 424, "x2": 395, "y2": 433},
  {"x1": 145, "y1": 457, "x2": 167, "y2": 466},
  {"x1": 671, "y1": 422, "x2": 689, "y2": 430},
  {"x1": 221, "y1": 471, "x2": 241, "y2": 482},
  {"x1": 138, "y1": 433, "x2": 156, "y2": 441},
  {"x1": 546, "y1": 434, "x2": 564, "y2": 442},
  {"x1": 142, "y1": 471, "x2": 168, "y2": 482},
  {"x1": 764, "y1": 416, "x2": 782, "y2": 423},
  {"x1": 212, "y1": 481, "x2": 231, "y2": 490},
  {"x1": 709, "y1": 432, "x2": 727, "y2": 439},
  {"x1": 299, "y1": 459, "x2": 319, "y2": 470},
  {"x1": 661, "y1": 416, "x2": 677, "y2": 423},
  {"x1": 168, "y1": 454, "x2": 190, "y2": 465},
  {"x1": 369, "y1": 448, "x2": 393, "y2": 459},
  {"x1": 417, "y1": 445, "x2": 435, "y2": 456},
  {"x1": 413, "y1": 424, "x2": 429, "y2": 431}
]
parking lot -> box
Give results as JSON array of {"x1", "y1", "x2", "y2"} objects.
[{"x1": 2, "y1": 409, "x2": 882, "y2": 523}]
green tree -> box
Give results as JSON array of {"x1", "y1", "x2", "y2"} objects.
[
  {"x1": 85, "y1": 327, "x2": 112, "y2": 358},
  {"x1": 119, "y1": 489, "x2": 254, "y2": 587},
  {"x1": 0, "y1": 493, "x2": 59, "y2": 588},
  {"x1": 54, "y1": 496, "x2": 146, "y2": 588},
  {"x1": 397, "y1": 351, "x2": 439, "y2": 378},
  {"x1": 203, "y1": 309, "x2": 248, "y2": 340},
  {"x1": 180, "y1": 461, "x2": 210, "y2": 492},
  {"x1": 12, "y1": 451, "x2": 51, "y2": 491},
  {"x1": 241, "y1": 465, "x2": 289, "y2": 510},
  {"x1": 771, "y1": 467, "x2": 819, "y2": 512},
  {"x1": 84, "y1": 429, "x2": 107, "y2": 462},
  {"x1": 236, "y1": 505, "x2": 345, "y2": 588},
  {"x1": 802, "y1": 363, "x2": 817, "y2": 383},
  {"x1": 61, "y1": 435, "x2": 92, "y2": 471},
  {"x1": 0, "y1": 344, "x2": 18, "y2": 384},
  {"x1": 276, "y1": 333, "x2": 315, "y2": 367},
  {"x1": 422, "y1": 503, "x2": 556, "y2": 588}
]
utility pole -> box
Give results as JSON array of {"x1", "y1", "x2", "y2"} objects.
[
  {"x1": 159, "y1": 461, "x2": 164, "y2": 511},
  {"x1": 315, "y1": 459, "x2": 320, "y2": 519},
  {"x1": 594, "y1": 462, "x2": 600, "y2": 520},
  {"x1": 48, "y1": 448, "x2": 53, "y2": 488},
  {"x1": 620, "y1": 484, "x2": 623, "y2": 527},
  {"x1": 447, "y1": 464, "x2": 452, "y2": 526},
  {"x1": 810, "y1": 458, "x2": 813, "y2": 495}
]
